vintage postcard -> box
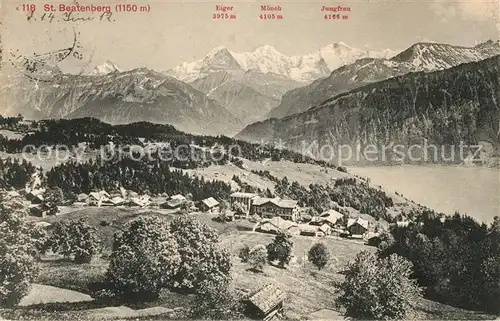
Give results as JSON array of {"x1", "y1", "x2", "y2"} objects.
[{"x1": 0, "y1": 0, "x2": 499, "y2": 320}]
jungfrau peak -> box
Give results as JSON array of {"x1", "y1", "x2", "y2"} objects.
[{"x1": 317, "y1": 42, "x2": 398, "y2": 70}]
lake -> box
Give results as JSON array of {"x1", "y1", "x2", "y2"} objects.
[{"x1": 349, "y1": 165, "x2": 500, "y2": 224}]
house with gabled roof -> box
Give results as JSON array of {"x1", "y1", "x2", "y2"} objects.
[
  {"x1": 170, "y1": 194, "x2": 187, "y2": 202},
  {"x1": 256, "y1": 217, "x2": 299, "y2": 235},
  {"x1": 320, "y1": 209, "x2": 343, "y2": 221},
  {"x1": 161, "y1": 197, "x2": 186, "y2": 209},
  {"x1": 251, "y1": 197, "x2": 300, "y2": 221},
  {"x1": 200, "y1": 197, "x2": 220, "y2": 213},
  {"x1": 347, "y1": 217, "x2": 369, "y2": 237},
  {"x1": 245, "y1": 284, "x2": 286, "y2": 321}
]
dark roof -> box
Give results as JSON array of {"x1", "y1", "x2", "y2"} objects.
[{"x1": 248, "y1": 284, "x2": 286, "y2": 314}]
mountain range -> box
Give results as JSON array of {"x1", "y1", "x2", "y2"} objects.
[
  {"x1": 164, "y1": 43, "x2": 398, "y2": 125},
  {"x1": 268, "y1": 40, "x2": 500, "y2": 119},
  {"x1": 236, "y1": 55, "x2": 500, "y2": 165},
  {"x1": 165, "y1": 42, "x2": 398, "y2": 84},
  {"x1": 2, "y1": 40, "x2": 498, "y2": 142},
  {"x1": 0, "y1": 67, "x2": 241, "y2": 136}
]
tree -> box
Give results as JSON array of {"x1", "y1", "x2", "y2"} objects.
[
  {"x1": 308, "y1": 243, "x2": 329, "y2": 270},
  {"x1": 168, "y1": 215, "x2": 232, "y2": 293},
  {"x1": 0, "y1": 199, "x2": 39, "y2": 307},
  {"x1": 238, "y1": 244, "x2": 250, "y2": 263},
  {"x1": 336, "y1": 251, "x2": 422, "y2": 320},
  {"x1": 248, "y1": 245, "x2": 267, "y2": 272},
  {"x1": 95, "y1": 216, "x2": 181, "y2": 302},
  {"x1": 48, "y1": 219, "x2": 101, "y2": 263},
  {"x1": 28, "y1": 223, "x2": 50, "y2": 258},
  {"x1": 377, "y1": 231, "x2": 396, "y2": 252},
  {"x1": 190, "y1": 279, "x2": 244, "y2": 319},
  {"x1": 266, "y1": 231, "x2": 293, "y2": 268},
  {"x1": 43, "y1": 187, "x2": 64, "y2": 205},
  {"x1": 218, "y1": 202, "x2": 228, "y2": 222}
]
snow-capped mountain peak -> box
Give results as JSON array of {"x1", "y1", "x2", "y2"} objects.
[
  {"x1": 165, "y1": 42, "x2": 403, "y2": 84},
  {"x1": 318, "y1": 42, "x2": 397, "y2": 70},
  {"x1": 253, "y1": 45, "x2": 283, "y2": 56},
  {"x1": 206, "y1": 45, "x2": 230, "y2": 57},
  {"x1": 91, "y1": 60, "x2": 123, "y2": 76}
]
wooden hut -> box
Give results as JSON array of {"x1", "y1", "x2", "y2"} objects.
[{"x1": 245, "y1": 284, "x2": 286, "y2": 321}]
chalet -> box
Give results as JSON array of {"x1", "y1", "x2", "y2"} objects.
[
  {"x1": 310, "y1": 214, "x2": 341, "y2": 228},
  {"x1": 26, "y1": 188, "x2": 45, "y2": 203},
  {"x1": 170, "y1": 194, "x2": 187, "y2": 202},
  {"x1": 200, "y1": 197, "x2": 220, "y2": 213},
  {"x1": 229, "y1": 192, "x2": 259, "y2": 215},
  {"x1": 320, "y1": 209, "x2": 343, "y2": 221},
  {"x1": 251, "y1": 198, "x2": 299, "y2": 221},
  {"x1": 161, "y1": 198, "x2": 186, "y2": 209},
  {"x1": 256, "y1": 217, "x2": 299, "y2": 235},
  {"x1": 299, "y1": 224, "x2": 319, "y2": 236},
  {"x1": 129, "y1": 196, "x2": 151, "y2": 208},
  {"x1": 148, "y1": 196, "x2": 164, "y2": 207},
  {"x1": 347, "y1": 217, "x2": 369, "y2": 237},
  {"x1": 88, "y1": 192, "x2": 104, "y2": 205},
  {"x1": 246, "y1": 284, "x2": 286, "y2": 321},
  {"x1": 29, "y1": 203, "x2": 57, "y2": 217}
]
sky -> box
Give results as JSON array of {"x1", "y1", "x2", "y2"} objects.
[{"x1": 1, "y1": 0, "x2": 499, "y2": 74}]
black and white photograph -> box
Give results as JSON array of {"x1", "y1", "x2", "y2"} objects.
[{"x1": 0, "y1": 0, "x2": 499, "y2": 320}]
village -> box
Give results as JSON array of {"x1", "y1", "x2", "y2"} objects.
[{"x1": 13, "y1": 182, "x2": 387, "y2": 245}]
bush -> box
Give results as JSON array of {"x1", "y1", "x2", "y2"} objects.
[
  {"x1": 248, "y1": 245, "x2": 267, "y2": 272},
  {"x1": 238, "y1": 244, "x2": 250, "y2": 263},
  {"x1": 0, "y1": 200, "x2": 39, "y2": 307},
  {"x1": 336, "y1": 251, "x2": 422, "y2": 319},
  {"x1": 308, "y1": 243, "x2": 329, "y2": 270},
  {"x1": 266, "y1": 232, "x2": 293, "y2": 268},
  {"x1": 48, "y1": 219, "x2": 101, "y2": 263},
  {"x1": 95, "y1": 216, "x2": 181, "y2": 302},
  {"x1": 337, "y1": 166, "x2": 348, "y2": 173},
  {"x1": 168, "y1": 215, "x2": 232, "y2": 293}
]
